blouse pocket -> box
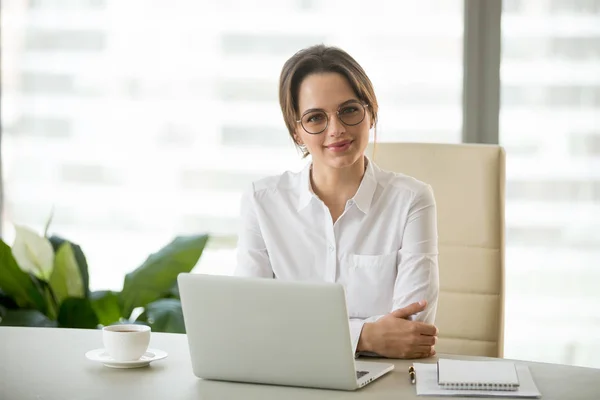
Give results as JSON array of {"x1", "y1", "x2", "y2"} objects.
[{"x1": 345, "y1": 252, "x2": 397, "y2": 318}]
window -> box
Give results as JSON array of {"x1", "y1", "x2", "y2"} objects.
[
  {"x1": 501, "y1": 0, "x2": 600, "y2": 368},
  {"x1": 1, "y1": 0, "x2": 464, "y2": 292}
]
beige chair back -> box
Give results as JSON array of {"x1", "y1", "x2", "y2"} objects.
[{"x1": 367, "y1": 142, "x2": 505, "y2": 357}]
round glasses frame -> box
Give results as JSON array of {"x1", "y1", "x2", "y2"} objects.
[{"x1": 295, "y1": 103, "x2": 369, "y2": 135}]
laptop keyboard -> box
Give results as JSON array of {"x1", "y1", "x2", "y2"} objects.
[{"x1": 356, "y1": 370, "x2": 369, "y2": 380}]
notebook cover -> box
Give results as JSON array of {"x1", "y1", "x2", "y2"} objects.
[
  {"x1": 414, "y1": 363, "x2": 541, "y2": 398},
  {"x1": 437, "y1": 359, "x2": 520, "y2": 391}
]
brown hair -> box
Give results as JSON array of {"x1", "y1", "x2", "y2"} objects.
[{"x1": 279, "y1": 44, "x2": 379, "y2": 157}]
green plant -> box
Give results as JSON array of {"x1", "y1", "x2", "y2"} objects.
[{"x1": 0, "y1": 225, "x2": 209, "y2": 333}]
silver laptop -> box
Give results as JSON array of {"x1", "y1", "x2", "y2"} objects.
[{"x1": 178, "y1": 273, "x2": 394, "y2": 391}]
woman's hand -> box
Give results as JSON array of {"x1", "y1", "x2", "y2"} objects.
[{"x1": 357, "y1": 301, "x2": 438, "y2": 359}]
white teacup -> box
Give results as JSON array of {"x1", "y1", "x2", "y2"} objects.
[{"x1": 102, "y1": 324, "x2": 151, "y2": 361}]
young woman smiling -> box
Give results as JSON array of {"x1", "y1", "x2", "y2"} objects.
[{"x1": 235, "y1": 45, "x2": 439, "y2": 359}]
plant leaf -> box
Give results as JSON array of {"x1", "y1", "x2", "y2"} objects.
[
  {"x1": 57, "y1": 297, "x2": 99, "y2": 329},
  {"x1": 43, "y1": 287, "x2": 58, "y2": 320},
  {"x1": 43, "y1": 206, "x2": 55, "y2": 238},
  {"x1": 49, "y1": 242, "x2": 84, "y2": 305},
  {"x1": 48, "y1": 236, "x2": 90, "y2": 298},
  {"x1": 90, "y1": 291, "x2": 122, "y2": 326},
  {"x1": 30, "y1": 276, "x2": 59, "y2": 320},
  {"x1": 119, "y1": 234, "x2": 208, "y2": 318},
  {"x1": 0, "y1": 240, "x2": 47, "y2": 312},
  {"x1": 0, "y1": 288, "x2": 18, "y2": 310},
  {"x1": 0, "y1": 309, "x2": 57, "y2": 327},
  {"x1": 11, "y1": 225, "x2": 54, "y2": 280},
  {"x1": 168, "y1": 282, "x2": 180, "y2": 298},
  {"x1": 139, "y1": 298, "x2": 185, "y2": 333}
]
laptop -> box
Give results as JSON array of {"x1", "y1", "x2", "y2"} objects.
[{"x1": 177, "y1": 273, "x2": 394, "y2": 390}]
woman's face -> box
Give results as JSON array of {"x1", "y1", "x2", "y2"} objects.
[{"x1": 294, "y1": 72, "x2": 371, "y2": 170}]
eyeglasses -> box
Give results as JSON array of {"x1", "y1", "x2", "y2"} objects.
[{"x1": 296, "y1": 101, "x2": 368, "y2": 135}]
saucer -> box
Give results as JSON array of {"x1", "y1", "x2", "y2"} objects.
[{"x1": 85, "y1": 348, "x2": 168, "y2": 369}]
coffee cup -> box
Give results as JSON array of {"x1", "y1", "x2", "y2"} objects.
[{"x1": 102, "y1": 324, "x2": 151, "y2": 361}]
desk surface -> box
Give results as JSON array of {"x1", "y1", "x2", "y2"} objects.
[{"x1": 1, "y1": 327, "x2": 599, "y2": 400}]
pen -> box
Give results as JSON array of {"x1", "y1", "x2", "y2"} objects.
[{"x1": 408, "y1": 366, "x2": 416, "y2": 384}]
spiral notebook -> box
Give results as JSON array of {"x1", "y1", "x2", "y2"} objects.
[
  {"x1": 437, "y1": 359, "x2": 519, "y2": 391},
  {"x1": 413, "y1": 360, "x2": 542, "y2": 398}
]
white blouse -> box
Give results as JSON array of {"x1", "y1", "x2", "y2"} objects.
[{"x1": 235, "y1": 158, "x2": 439, "y2": 353}]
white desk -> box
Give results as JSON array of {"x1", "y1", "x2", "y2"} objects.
[{"x1": 1, "y1": 327, "x2": 599, "y2": 399}]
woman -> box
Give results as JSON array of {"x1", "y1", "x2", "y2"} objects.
[{"x1": 235, "y1": 45, "x2": 439, "y2": 359}]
